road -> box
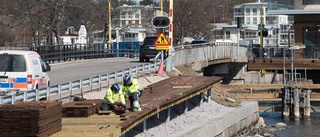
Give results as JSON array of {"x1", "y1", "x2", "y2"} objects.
[{"x1": 48, "y1": 58, "x2": 150, "y2": 86}]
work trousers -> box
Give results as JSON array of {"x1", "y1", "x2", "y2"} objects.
[{"x1": 129, "y1": 92, "x2": 141, "y2": 109}]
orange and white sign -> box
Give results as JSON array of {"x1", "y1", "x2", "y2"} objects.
[{"x1": 154, "y1": 32, "x2": 170, "y2": 50}]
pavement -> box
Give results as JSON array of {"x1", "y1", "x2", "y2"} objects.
[{"x1": 83, "y1": 73, "x2": 170, "y2": 100}]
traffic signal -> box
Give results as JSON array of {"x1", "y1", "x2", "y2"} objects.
[
  {"x1": 152, "y1": 16, "x2": 170, "y2": 28},
  {"x1": 258, "y1": 29, "x2": 268, "y2": 37}
]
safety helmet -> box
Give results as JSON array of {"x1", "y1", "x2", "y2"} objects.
[
  {"x1": 111, "y1": 83, "x2": 121, "y2": 92},
  {"x1": 123, "y1": 74, "x2": 131, "y2": 84}
]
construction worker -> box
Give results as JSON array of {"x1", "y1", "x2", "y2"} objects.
[
  {"x1": 122, "y1": 74, "x2": 142, "y2": 112},
  {"x1": 101, "y1": 83, "x2": 126, "y2": 112}
]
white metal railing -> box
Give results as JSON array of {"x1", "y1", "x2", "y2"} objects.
[{"x1": 0, "y1": 62, "x2": 159, "y2": 104}]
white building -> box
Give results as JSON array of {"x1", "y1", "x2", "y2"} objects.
[
  {"x1": 93, "y1": 4, "x2": 162, "y2": 44},
  {"x1": 60, "y1": 25, "x2": 88, "y2": 45},
  {"x1": 218, "y1": 0, "x2": 294, "y2": 47}
]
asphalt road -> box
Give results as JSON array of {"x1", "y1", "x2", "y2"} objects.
[{"x1": 48, "y1": 58, "x2": 150, "y2": 86}]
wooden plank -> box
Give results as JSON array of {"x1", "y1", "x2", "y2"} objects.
[
  {"x1": 233, "y1": 93, "x2": 281, "y2": 99},
  {"x1": 171, "y1": 86, "x2": 192, "y2": 89}
]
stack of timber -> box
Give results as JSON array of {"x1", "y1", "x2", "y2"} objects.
[
  {"x1": 62, "y1": 99, "x2": 102, "y2": 117},
  {"x1": 0, "y1": 101, "x2": 62, "y2": 137}
]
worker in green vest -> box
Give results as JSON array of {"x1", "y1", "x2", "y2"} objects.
[
  {"x1": 122, "y1": 74, "x2": 142, "y2": 112},
  {"x1": 101, "y1": 83, "x2": 126, "y2": 111}
]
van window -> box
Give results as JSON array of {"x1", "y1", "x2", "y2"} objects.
[{"x1": 0, "y1": 55, "x2": 26, "y2": 72}]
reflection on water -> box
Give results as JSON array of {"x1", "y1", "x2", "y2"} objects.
[{"x1": 260, "y1": 112, "x2": 320, "y2": 137}]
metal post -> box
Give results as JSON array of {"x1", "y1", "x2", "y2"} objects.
[
  {"x1": 36, "y1": 89, "x2": 39, "y2": 101},
  {"x1": 200, "y1": 92, "x2": 204, "y2": 108},
  {"x1": 237, "y1": 28, "x2": 240, "y2": 58},
  {"x1": 99, "y1": 75, "x2": 102, "y2": 91},
  {"x1": 294, "y1": 88, "x2": 300, "y2": 118},
  {"x1": 24, "y1": 91, "x2": 27, "y2": 101},
  {"x1": 207, "y1": 88, "x2": 212, "y2": 104},
  {"x1": 184, "y1": 100, "x2": 188, "y2": 115},
  {"x1": 11, "y1": 93, "x2": 15, "y2": 104},
  {"x1": 58, "y1": 84, "x2": 62, "y2": 102},
  {"x1": 143, "y1": 120, "x2": 147, "y2": 132},
  {"x1": 304, "y1": 89, "x2": 311, "y2": 117},
  {"x1": 166, "y1": 107, "x2": 171, "y2": 123},
  {"x1": 69, "y1": 82, "x2": 73, "y2": 97},
  {"x1": 116, "y1": 28, "x2": 120, "y2": 57},
  {"x1": 291, "y1": 49, "x2": 294, "y2": 81}
]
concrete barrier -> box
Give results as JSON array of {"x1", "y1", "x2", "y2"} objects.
[{"x1": 182, "y1": 101, "x2": 259, "y2": 137}]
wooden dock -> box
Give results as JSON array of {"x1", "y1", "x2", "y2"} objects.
[{"x1": 51, "y1": 76, "x2": 222, "y2": 137}]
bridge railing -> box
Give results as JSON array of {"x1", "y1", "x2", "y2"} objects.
[
  {"x1": 173, "y1": 42, "x2": 247, "y2": 66},
  {"x1": 0, "y1": 62, "x2": 159, "y2": 104}
]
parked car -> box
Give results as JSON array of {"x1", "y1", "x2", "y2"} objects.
[
  {"x1": 0, "y1": 50, "x2": 51, "y2": 95},
  {"x1": 188, "y1": 39, "x2": 210, "y2": 48},
  {"x1": 190, "y1": 39, "x2": 209, "y2": 45},
  {"x1": 139, "y1": 36, "x2": 161, "y2": 62}
]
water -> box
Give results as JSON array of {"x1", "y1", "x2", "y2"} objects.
[{"x1": 260, "y1": 112, "x2": 320, "y2": 137}]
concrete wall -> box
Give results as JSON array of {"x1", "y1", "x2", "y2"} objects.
[
  {"x1": 182, "y1": 101, "x2": 259, "y2": 137},
  {"x1": 173, "y1": 44, "x2": 247, "y2": 69}
]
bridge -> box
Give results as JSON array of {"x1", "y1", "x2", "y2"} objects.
[
  {"x1": 0, "y1": 42, "x2": 314, "y2": 118},
  {"x1": 0, "y1": 42, "x2": 247, "y2": 104}
]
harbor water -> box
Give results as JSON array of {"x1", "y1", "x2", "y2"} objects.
[{"x1": 260, "y1": 112, "x2": 320, "y2": 137}]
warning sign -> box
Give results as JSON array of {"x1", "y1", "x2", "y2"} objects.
[{"x1": 154, "y1": 32, "x2": 170, "y2": 46}]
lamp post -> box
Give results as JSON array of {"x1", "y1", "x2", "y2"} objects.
[{"x1": 288, "y1": 45, "x2": 306, "y2": 82}]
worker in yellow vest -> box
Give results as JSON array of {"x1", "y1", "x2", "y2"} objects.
[
  {"x1": 122, "y1": 74, "x2": 142, "y2": 112},
  {"x1": 101, "y1": 83, "x2": 126, "y2": 111}
]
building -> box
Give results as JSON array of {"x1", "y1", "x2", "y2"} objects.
[
  {"x1": 93, "y1": 4, "x2": 162, "y2": 44},
  {"x1": 268, "y1": 0, "x2": 320, "y2": 59},
  {"x1": 216, "y1": 0, "x2": 294, "y2": 47},
  {"x1": 60, "y1": 25, "x2": 87, "y2": 45}
]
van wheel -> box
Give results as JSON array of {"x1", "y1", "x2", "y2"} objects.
[{"x1": 139, "y1": 57, "x2": 144, "y2": 62}]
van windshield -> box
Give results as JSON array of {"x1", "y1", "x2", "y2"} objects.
[{"x1": 0, "y1": 55, "x2": 26, "y2": 72}]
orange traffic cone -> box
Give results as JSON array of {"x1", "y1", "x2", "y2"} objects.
[{"x1": 157, "y1": 61, "x2": 164, "y2": 76}]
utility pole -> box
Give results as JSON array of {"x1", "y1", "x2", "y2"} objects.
[
  {"x1": 108, "y1": 1, "x2": 112, "y2": 50},
  {"x1": 259, "y1": 1, "x2": 264, "y2": 58},
  {"x1": 167, "y1": 0, "x2": 174, "y2": 72}
]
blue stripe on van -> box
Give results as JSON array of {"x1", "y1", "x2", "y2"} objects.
[
  {"x1": 0, "y1": 83, "x2": 13, "y2": 88},
  {"x1": 16, "y1": 78, "x2": 27, "y2": 83}
]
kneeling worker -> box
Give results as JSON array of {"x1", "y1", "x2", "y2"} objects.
[
  {"x1": 101, "y1": 83, "x2": 126, "y2": 112},
  {"x1": 122, "y1": 74, "x2": 142, "y2": 112}
]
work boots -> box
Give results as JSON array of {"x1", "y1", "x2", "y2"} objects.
[{"x1": 132, "y1": 101, "x2": 142, "y2": 112}]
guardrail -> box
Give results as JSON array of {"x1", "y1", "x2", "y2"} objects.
[{"x1": 0, "y1": 62, "x2": 159, "y2": 104}]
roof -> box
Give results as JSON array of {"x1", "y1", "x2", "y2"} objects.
[
  {"x1": 0, "y1": 50, "x2": 37, "y2": 55},
  {"x1": 268, "y1": 10, "x2": 320, "y2": 15}
]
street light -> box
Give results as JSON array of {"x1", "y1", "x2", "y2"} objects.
[{"x1": 288, "y1": 45, "x2": 306, "y2": 82}]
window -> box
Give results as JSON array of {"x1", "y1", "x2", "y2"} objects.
[
  {"x1": 0, "y1": 55, "x2": 26, "y2": 72},
  {"x1": 253, "y1": 17, "x2": 257, "y2": 24},
  {"x1": 252, "y1": 8, "x2": 257, "y2": 15},
  {"x1": 303, "y1": 0, "x2": 320, "y2": 4},
  {"x1": 226, "y1": 31, "x2": 230, "y2": 39},
  {"x1": 246, "y1": 17, "x2": 250, "y2": 24},
  {"x1": 246, "y1": 8, "x2": 250, "y2": 15}
]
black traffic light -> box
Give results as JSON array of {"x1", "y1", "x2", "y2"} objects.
[
  {"x1": 258, "y1": 29, "x2": 268, "y2": 37},
  {"x1": 152, "y1": 16, "x2": 170, "y2": 28}
]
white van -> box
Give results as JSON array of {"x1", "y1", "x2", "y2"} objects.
[{"x1": 0, "y1": 50, "x2": 51, "y2": 94}]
